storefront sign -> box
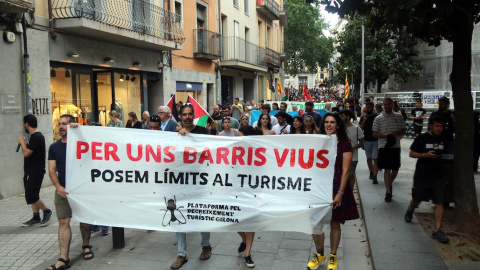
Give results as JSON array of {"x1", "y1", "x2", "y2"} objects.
[
  {"x1": 66, "y1": 126, "x2": 335, "y2": 233},
  {"x1": 31, "y1": 98, "x2": 50, "y2": 115},
  {"x1": 176, "y1": 81, "x2": 203, "y2": 91},
  {"x1": 1, "y1": 93, "x2": 21, "y2": 113}
]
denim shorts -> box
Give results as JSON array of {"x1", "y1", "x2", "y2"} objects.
[{"x1": 364, "y1": 141, "x2": 378, "y2": 159}]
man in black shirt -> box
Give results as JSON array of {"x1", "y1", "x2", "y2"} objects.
[
  {"x1": 47, "y1": 114, "x2": 94, "y2": 270},
  {"x1": 410, "y1": 101, "x2": 427, "y2": 137},
  {"x1": 359, "y1": 102, "x2": 379, "y2": 184},
  {"x1": 18, "y1": 114, "x2": 52, "y2": 226},
  {"x1": 171, "y1": 104, "x2": 210, "y2": 270},
  {"x1": 404, "y1": 115, "x2": 449, "y2": 243}
]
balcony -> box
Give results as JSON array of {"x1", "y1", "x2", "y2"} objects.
[
  {"x1": 193, "y1": 28, "x2": 221, "y2": 60},
  {"x1": 279, "y1": 40, "x2": 287, "y2": 62},
  {"x1": 221, "y1": 36, "x2": 267, "y2": 72},
  {"x1": 265, "y1": 48, "x2": 281, "y2": 67},
  {"x1": 279, "y1": 3, "x2": 287, "y2": 26},
  {"x1": 256, "y1": 0, "x2": 279, "y2": 21},
  {"x1": 0, "y1": 0, "x2": 33, "y2": 13},
  {"x1": 50, "y1": 0, "x2": 185, "y2": 51}
]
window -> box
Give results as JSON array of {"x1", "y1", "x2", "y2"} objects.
[
  {"x1": 174, "y1": 1, "x2": 183, "y2": 28},
  {"x1": 424, "y1": 73, "x2": 435, "y2": 89},
  {"x1": 299, "y1": 76, "x2": 308, "y2": 86},
  {"x1": 244, "y1": 0, "x2": 249, "y2": 14},
  {"x1": 234, "y1": 0, "x2": 239, "y2": 9}
]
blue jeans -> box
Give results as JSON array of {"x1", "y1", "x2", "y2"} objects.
[
  {"x1": 91, "y1": 225, "x2": 108, "y2": 232},
  {"x1": 176, "y1": 232, "x2": 210, "y2": 256}
]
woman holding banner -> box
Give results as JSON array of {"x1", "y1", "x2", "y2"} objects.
[
  {"x1": 290, "y1": 116, "x2": 306, "y2": 134},
  {"x1": 307, "y1": 112, "x2": 359, "y2": 270},
  {"x1": 255, "y1": 113, "x2": 275, "y2": 135}
]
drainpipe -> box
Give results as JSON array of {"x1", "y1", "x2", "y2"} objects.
[
  {"x1": 48, "y1": 0, "x2": 57, "y2": 39},
  {"x1": 21, "y1": 14, "x2": 31, "y2": 115}
]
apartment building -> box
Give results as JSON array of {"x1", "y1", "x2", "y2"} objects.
[
  {"x1": 0, "y1": 0, "x2": 184, "y2": 198},
  {"x1": 171, "y1": 0, "x2": 220, "y2": 110}
]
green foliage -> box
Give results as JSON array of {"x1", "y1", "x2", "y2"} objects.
[
  {"x1": 335, "y1": 12, "x2": 422, "y2": 92},
  {"x1": 284, "y1": 0, "x2": 334, "y2": 76}
]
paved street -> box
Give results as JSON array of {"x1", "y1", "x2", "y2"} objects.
[{"x1": 1, "y1": 137, "x2": 480, "y2": 270}]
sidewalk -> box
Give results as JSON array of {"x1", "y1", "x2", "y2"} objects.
[
  {"x1": 356, "y1": 138, "x2": 480, "y2": 270},
  {"x1": 0, "y1": 179, "x2": 372, "y2": 269}
]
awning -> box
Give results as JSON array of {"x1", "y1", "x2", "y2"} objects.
[{"x1": 176, "y1": 81, "x2": 203, "y2": 91}]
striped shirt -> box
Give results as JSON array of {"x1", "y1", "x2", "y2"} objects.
[{"x1": 372, "y1": 112, "x2": 405, "y2": 148}]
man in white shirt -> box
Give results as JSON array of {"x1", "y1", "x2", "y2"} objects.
[
  {"x1": 272, "y1": 111, "x2": 290, "y2": 135},
  {"x1": 340, "y1": 109, "x2": 364, "y2": 189}
]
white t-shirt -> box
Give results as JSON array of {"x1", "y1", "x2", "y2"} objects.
[
  {"x1": 219, "y1": 129, "x2": 238, "y2": 137},
  {"x1": 272, "y1": 124, "x2": 291, "y2": 135},
  {"x1": 346, "y1": 124, "x2": 364, "y2": 161}
]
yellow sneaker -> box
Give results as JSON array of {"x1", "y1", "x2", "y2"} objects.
[
  {"x1": 307, "y1": 252, "x2": 326, "y2": 270},
  {"x1": 328, "y1": 254, "x2": 338, "y2": 270}
]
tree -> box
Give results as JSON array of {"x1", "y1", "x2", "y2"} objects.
[
  {"x1": 334, "y1": 12, "x2": 422, "y2": 94},
  {"x1": 323, "y1": 0, "x2": 480, "y2": 236},
  {"x1": 284, "y1": 0, "x2": 334, "y2": 76}
]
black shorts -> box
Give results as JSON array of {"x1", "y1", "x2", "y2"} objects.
[
  {"x1": 377, "y1": 148, "x2": 401, "y2": 170},
  {"x1": 412, "y1": 179, "x2": 445, "y2": 204},
  {"x1": 413, "y1": 125, "x2": 423, "y2": 135},
  {"x1": 24, "y1": 174, "x2": 44, "y2": 204}
]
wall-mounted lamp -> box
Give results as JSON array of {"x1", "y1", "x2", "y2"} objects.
[
  {"x1": 126, "y1": 75, "x2": 130, "y2": 81},
  {"x1": 131, "y1": 76, "x2": 136, "y2": 82},
  {"x1": 65, "y1": 70, "x2": 71, "y2": 78},
  {"x1": 104, "y1": 57, "x2": 115, "y2": 63},
  {"x1": 119, "y1": 74, "x2": 124, "y2": 81},
  {"x1": 68, "y1": 52, "x2": 80, "y2": 58},
  {"x1": 157, "y1": 61, "x2": 164, "y2": 69},
  {"x1": 50, "y1": 68, "x2": 56, "y2": 77},
  {"x1": 133, "y1": 61, "x2": 142, "y2": 67}
]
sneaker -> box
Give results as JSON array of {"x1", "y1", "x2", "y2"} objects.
[
  {"x1": 404, "y1": 208, "x2": 414, "y2": 223},
  {"x1": 21, "y1": 218, "x2": 40, "y2": 227},
  {"x1": 432, "y1": 229, "x2": 450, "y2": 243},
  {"x1": 199, "y1": 246, "x2": 212, "y2": 260},
  {"x1": 170, "y1": 255, "x2": 188, "y2": 269},
  {"x1": 385, "y1": 193, "x2": 392, "y2": 203},
  {"x1": 369, "y1": 172, "x2": 373, "y2": 180},
  {"x1": 372, "y1": 175, "x2": 378, "y2": 184},
  {"x1": 238, "y1": 242, "x2": 246, "y2": 255},
  {"x1": 244, "y1": 255, "x2": 255, "y2": 268},
  {"x1": 39, "y1": 211, "x2": 52, "y2": 227},
  {"x1": 327, "y1": 254, "x2": 338, "y2": 270},
  {"x1": 307, "y1": 252, "x2": 326, "y2": 269}
]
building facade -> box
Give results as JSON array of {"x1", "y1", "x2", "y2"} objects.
[{"x1": 0, "y1": 0, "x2": 184, "y2": 198}]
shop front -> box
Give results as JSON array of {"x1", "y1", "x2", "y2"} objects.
[
  {"x1": 175, "y1": 81, "x2": 203, "y2": 103},
  {"x1": 50, "y1": 62, "x2": 145, "y2": 140}
]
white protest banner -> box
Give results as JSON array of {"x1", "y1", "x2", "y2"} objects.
[
  {"x1": 422, "y1": 91, "x2": 445, "y2": 109},
  {"x1": 66, "y1": 126, "x2": 336, "y2": 234}
]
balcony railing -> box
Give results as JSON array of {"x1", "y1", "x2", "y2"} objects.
[
  {"x1": 265, "y1": 48, "x2": 280, "y2": 67},
  {"x1": 51, "y1": 0, "x2": 185, "y2": 44},
  {"x1": 193, "y1": 29, "x2": 221, "y2": 60},
  {"x1": 256, "y1": 0, "x2": 279, "y2": 20},
  {"x1": 222, "y1": 36, "x2": 267, "y2": 67},
  {"x1": 0, "y1": 0, "x2": 33, "y2": 13}
]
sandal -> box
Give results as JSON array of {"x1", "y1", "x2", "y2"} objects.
[
  {"x1": 82, "y1": 245, "x2": 95, "y2": 260},
  {"x1": 46, "y1": 257, "x2": 71, "y2": 270}
]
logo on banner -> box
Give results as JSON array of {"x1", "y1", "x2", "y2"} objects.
[{"x1": 160, "y1": 196, "x2": 186, "y2": 226}]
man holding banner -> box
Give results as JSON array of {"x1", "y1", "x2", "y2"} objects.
[
  {"x1": 46, "y1": 114, "x2": 94, "y2": 270},
  {"x1": 173, "y1": 103, "x2": 212, "y2": 269}
]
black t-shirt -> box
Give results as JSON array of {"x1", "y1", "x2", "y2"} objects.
[
  {"x1": 126, "y1": 121, "x2": 142, "y2": 129},
  {"x1": 24, "y1": 132, "x2": 46, "y2": 175},
  {"x1": 190, "y1": 126, "x2": 209, "y2": 135},
  {"x1": 48, "y1": 140, "x2": 67, "y2": 188},
  {"x1": 430, "y1": 109, "x2": 455, "y2": 141},
  {"x1": 211, "y1": 113, "x2": 223, "y2": 121},
  {"x1": 410, "y1": 132, "x2": 445, "y2": 181},
  {"x1": 360, "y1": 113, "x2": 379, "y2": 142},
  {"x1": 411, "y1": 108, "x2": 426, "y2": 126}
]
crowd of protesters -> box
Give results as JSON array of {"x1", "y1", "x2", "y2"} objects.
[
  {"x1": 288, "y1": 87, "x2": 341, "y2": 103},
  {"x1": 19, "y1": 93, "x2": 474, "y2": 270}
]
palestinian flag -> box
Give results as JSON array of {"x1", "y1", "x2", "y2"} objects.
[
  {"x1": 186, "y1": 94, "x2": 209, "y2": 127},
  {"x1": 166, "y1": 95, "x2": 179, "y2": 121}
]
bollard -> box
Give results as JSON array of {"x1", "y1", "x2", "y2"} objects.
[{"x1": 112, "y1": 227, "x2": 125, "y2": 249}]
